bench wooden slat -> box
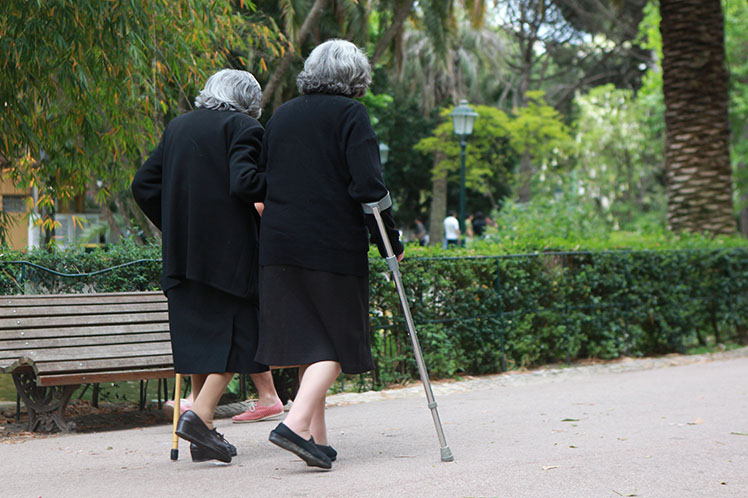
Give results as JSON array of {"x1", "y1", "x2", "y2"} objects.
[
  {"x1": 9, "y1": 341, "x2": 173, "y2": 363},
  {"x1": 33, "y1": 355, "x2": 174, "y2": 374},
  {"x1": 0, "y1": 311, "x2": 168, "y2": 329},
  {"x1": 0, "y1": 292, "x2": 165, "y2": 307},
  {"x1": 0, "y1": 301, "x2": 167, "y2": 318},
  {"x1": 0, "y1": 331, "x2": 170, "y2": 351},
  {"x1": 0, "y1": 322, "x2": 169, "y2": 341},
  {"x1": 39, "y1": 368, "x2": 175, "y2": 386}
]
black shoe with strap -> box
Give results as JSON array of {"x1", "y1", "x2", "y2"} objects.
[
  {"x1": 190, "y1": 430, "x2": 237, "y2": 462},
  {"x1": 316, "y1": 443, "x2": 337, "y2": 462},
  {"x1": 176, "y1": 410, "x2": 232, "y2": 463},
  {"x1": 269, "y1": 422, "x2": 332, "y2": 469}
]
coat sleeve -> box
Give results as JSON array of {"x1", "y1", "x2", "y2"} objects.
[
  {"x1": 131, "y1": 138, "x2": 164, "y2": 230},
  {"x1": 228, "y1": 120, "x2": 266, "y2": 202},
  {"x1": 344, "y1": 104, "x2": 404, "y2": 258}
]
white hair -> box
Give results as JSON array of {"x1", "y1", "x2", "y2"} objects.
[
  {"x1": 296, "y1": 39, "x2": 372, "y2": 98},
  {"x1": 194, "y1": 69, "x2": 263, "y2": 119}
]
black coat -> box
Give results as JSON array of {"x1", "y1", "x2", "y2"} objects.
[
  {"x1": 258, "y1": 94, "x2": 403, "y2": 276},
  {"x1": 131, "y1": 108, "x2": 265, "y2": 300}
]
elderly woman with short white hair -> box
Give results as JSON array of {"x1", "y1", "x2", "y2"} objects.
[
  {"x1": 255, "y1": 40, "x2": 404, "y2": 469},
  {"x1": 132, "y1": 68, "x2": 280, "y2": 464}
]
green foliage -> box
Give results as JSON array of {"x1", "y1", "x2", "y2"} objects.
[
  {"x1": 414, "y1": 103, "x2": 516, "y2": 204},
  {"x1": 1, "y1": 238, "x2": 746, "y2": 390},
  {"x1": 0, "y1": 0, "x2": 285, "y2": 234},
  {"x1": 572, "y1": 84, "x2": 665, "y2": 228},
  {"x1": 505, "y1": 90, "x2": 572, "y2": 162},
  {"x1": 0, "y1": 238, "x2": 161, "y2": 295},
  {"x1": 725, "y1": 0, "x2": 748, "y2": 211}
]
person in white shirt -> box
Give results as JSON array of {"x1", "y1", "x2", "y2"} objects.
[{"x1": 443, "y1": 210, "x2": 460, "y2": 247}]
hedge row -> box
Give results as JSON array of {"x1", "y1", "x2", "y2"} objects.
[{"x1": 2, "y1": 241, "x2": 747, "y2": 391}]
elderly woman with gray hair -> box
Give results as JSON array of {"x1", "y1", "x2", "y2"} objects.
[
  {"x1": 132, "y1": 69, "x2": 280, "y2": 463},
  {"x1": 255, "y1": 40, "x2": 404, "y2": 469}
]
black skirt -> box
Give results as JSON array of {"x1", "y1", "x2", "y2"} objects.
[
  {"x1": 256, "y1": 265, "x2": 375, "y2": 374},
  {"x1": 166, "y1": 279, "x2": 269, "y2": 374}
]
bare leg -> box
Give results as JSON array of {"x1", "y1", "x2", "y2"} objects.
[
  {"x1": 191, "y1": 372, "x2": 234, "y2": 429},
  {"x1": 283, "y1": 361, "x2": 341, "y2": 441},
  {"x1": 190, "y1": 374, "x2": 207, "y2": 401},
  {"x1": 297, "y1": 365, "x2": 329, "y2": 445},
  {"x1": 249, "y1": 371, "x2": 281, "y2": 406}
]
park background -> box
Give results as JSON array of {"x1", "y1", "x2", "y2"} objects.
[{"x1": 1, "y1": 0, "x2": 748, "y2": 408}]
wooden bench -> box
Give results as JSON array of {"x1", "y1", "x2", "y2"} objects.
[{"x1": 0, "y1": 291, "x2": 174, "y2": 432}]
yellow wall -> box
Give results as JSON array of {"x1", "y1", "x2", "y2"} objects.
[{"x1": 0, "y1": 175, "x2": 32, "y2": 250}]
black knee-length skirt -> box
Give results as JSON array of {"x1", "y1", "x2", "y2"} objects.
[
  {"x1": 166, "y1": 279, "x2": 269, "y2": 374},
  {"x1": 255, "y1": 265, "x2": 375, "y2": 374}
]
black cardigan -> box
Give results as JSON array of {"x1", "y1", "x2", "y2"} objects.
[
  {"x1": 258, "y1": 93, "x2": 403, "y2": 276},
  {"x1": 131, "y1": 108, "x2": 265, "y2": 300}
]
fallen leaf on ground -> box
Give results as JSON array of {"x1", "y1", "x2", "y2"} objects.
[
  {"x1": 730, "y1": 432, "x2": 748, "y2": 436},
  {"x1": 561, "y1": 418, "x2": 580, "y2": 422},
  {"x1": 542, "y1": 465, "x2": 559, "y2": 470},
  {"x1": 687, "y1": 417, "x2": 704, "y2": 425},
  {"x1": 613, "y1": 490, "x2": 638, "y2": 497}
]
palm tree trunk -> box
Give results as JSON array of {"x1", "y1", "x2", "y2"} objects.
[
  {"x1": 371, "y1": 1, "x2": 415, "y2": 65},
  {"x1": 428, "y1": 154, "x2": 447, "y2": 246},
  {"x1": 660, "y1": 0, "x2": 734, "y2": 234},
  {"x1": 261, "y1": 0, "x2": 330, "y2": 109}
]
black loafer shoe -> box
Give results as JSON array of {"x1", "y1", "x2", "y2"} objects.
[
  {"x1": 176, "y1": 410, "x2": 232, "y2": 463},
  {"x1": 190, "y1": 431, "x2": 237, "y2": 462},
  {"x1": 268, "y1": 422, "x2": 332, "y2": 469},
  {"x1": 316, "y1": 444, "x2": 337, "y2": 462}
]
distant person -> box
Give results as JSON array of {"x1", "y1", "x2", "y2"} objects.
[
  {"x1": 132, "y1": 69, "x2": 279, "y2": 464},
  {"x1": 414, "y1": 216, "x2": 428, "y2": 246},
  {"x1": 472, "y1": 211, "x2": 486, "y2": 238},
  {"x1": 471, "y1": 211, "x2": 495, "y2": 239},
  {"x1": 443, "y1": 210, "x2": 460, "y2": 247}
]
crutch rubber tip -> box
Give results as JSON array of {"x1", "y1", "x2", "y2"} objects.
[
  {"x1": 170, "y1": 448, "x2": 179, "y2": 461},
  {"x1": 440, "y1": 447, "x2": 454, "y2": 462}
]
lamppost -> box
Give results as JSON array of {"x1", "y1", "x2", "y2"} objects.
[{"x1": 450, "y1": 100, "x2": 478, "y2": 235}]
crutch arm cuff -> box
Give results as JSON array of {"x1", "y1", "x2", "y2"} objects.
[{"x1": 361, "y1": 192, "x2": 392, "y2": 214}]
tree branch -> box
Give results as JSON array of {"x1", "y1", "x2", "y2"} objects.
[{"x1": 261, "y1": 0, "x2": 330, "y2": 108}]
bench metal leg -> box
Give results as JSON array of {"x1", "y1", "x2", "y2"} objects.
[{"x1": 12, "y1": 372, "x2": 79, "y2": 433}]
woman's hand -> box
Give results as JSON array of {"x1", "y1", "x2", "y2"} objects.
[
  {"x1": 396, "y1": 250, "x2": 405, "y2": 262},
  {"x1": 254, "y1": 202, "x2": 264, "y2": 216}
]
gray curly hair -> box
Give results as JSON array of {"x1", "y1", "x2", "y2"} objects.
[
  {"x1": 297, "y1": 39, "x2": 372, "y2": 98},
  {"x1": 194, "y1": 69, "x2": 263, "y2": 119}
]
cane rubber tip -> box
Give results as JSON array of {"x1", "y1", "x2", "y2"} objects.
[
  {"x1": 440, "y1": 447, "x2": 454, "y2": 462},
  {"x1": 170, "y1": 448, "x2": 179, "y2": 461}
]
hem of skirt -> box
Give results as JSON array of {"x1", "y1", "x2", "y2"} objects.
[{"x1": 258, "y1": 356, "x2": 373, "y2": 375}]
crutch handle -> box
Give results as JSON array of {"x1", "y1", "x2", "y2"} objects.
[
  {"x1": 361, "y1": 192, "x2": 392, "y2": 214},
  {"x1": 362, "y1": 193, "x2": 399, "y2": 265}
]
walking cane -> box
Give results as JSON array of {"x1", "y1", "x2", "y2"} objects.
[
  {"x1": 362, "y1": 194, "x2": 454, "y2": 463},
  {"x1": 170, "y1": 373, "x2": 182, "y2": 461}
]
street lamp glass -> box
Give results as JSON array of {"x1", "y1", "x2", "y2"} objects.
[
  {"x1": 450, "y1": 100, "x2": 478, "y2": 137},
  {"x1": 379, "y1": 143, "x2": 390, "y2": 165}
]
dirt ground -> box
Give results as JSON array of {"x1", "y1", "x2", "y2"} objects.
[{"x1": 0, "y1": 399, "x2": 171, "y2": 444}]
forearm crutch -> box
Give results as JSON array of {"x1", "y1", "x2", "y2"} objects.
[
  {"x1": 362, "y1": 194, "x2": 454, "y2": 463},
  {"x1": 170, "y1": 373, "x2": 182, "y2": 461}
]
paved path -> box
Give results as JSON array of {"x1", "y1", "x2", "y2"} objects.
[{"x1": 3, "y1": 349, "x2": 748, "y2": 498}]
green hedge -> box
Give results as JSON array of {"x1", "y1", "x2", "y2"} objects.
[{"x1": 2, "y1": 241, "x2": 747, "y2": 392}]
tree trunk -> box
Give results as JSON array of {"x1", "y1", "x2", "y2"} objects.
[
  {"x1": 428, "y1": 154, "x2": 447, "y2": 246},
  {"x1": 260, "y1": 0, "x2": 330, "y2": 109},
  {"x1": 516, "y1": 152, "x2": 533, "y2": 203},
  {"x1": 660, "y1": 0, "x2": 734, "y2": 234}
]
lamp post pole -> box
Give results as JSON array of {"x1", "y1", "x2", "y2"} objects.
[
  {"x1": 458, "y1": 137, "x2": 467, "y2": 234},
  {"x1": 450, "y1": 100, "x2": 478, "y2": 240}
]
